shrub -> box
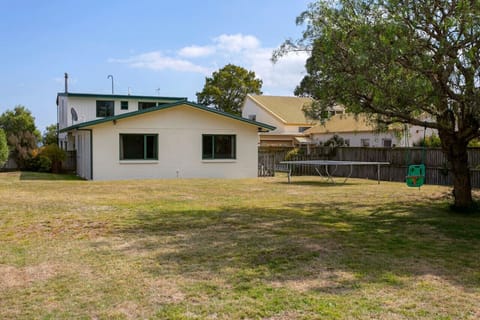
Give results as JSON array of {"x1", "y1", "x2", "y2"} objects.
[
  {"x1": 39, "y1": 144, "x2": 66, "y2": 173},
  {"x1": 285, "y1": 148, "x2": 305, "y2": 160},
  {"x1": 26, "y1": 155, "x2": 52, "y2": 172},
  {"x1": 36, "y1": 156, "x2": 52, "y2": 172},
  {"x1": 0, "y1": 129, "x2": 8, "y2": 167},
  {"x1": 468, "y1": 139, "x2": 480, "y2": 147},
  {"x1": 324, "y1": 134, "x2": 346, "y2": 147},
  {"x1": 413, "y1": 134, "x2": 442, "y2": 147},
  {"x1": 25, "y1": 144, "x2": 66, "y2": 173}
]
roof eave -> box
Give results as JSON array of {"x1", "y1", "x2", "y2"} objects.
[{"x1": 59, "y1": 101, "x2": 276, "y2": 133}]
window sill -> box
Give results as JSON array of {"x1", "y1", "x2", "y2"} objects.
[
  {"x1": 202, "y1": 159, "x2": 237, "y2": 163},
  {"x1": 119, "y1": 160, "x2": 159, "y2": 164}
]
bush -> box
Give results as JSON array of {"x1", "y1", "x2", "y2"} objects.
[
  {"x1": 468, "y1": 139, "x2": 480, "y2": 147},
  {"x1": 324, "y1": 134, "x2": 346, "y2": 147},
  {"x1": 40, "y1": 144, "x2": 66, "y2": 173},
  {"x1": 0, "y1": 129, "x2": 8, "y2": 167},
  {"x1": 36, "y1": 156, "x2": 52, "y2": 172},
  {"x1": 26, "y1": 155, "x2": 52, "y2": 172},
  {"x1": 285, "y1": 148, "x2": 305, "y2": 160},
  {"x1": 413, "y1": 134, "x2": 442, "y2": 147},
  {"x1": 25, "y1": 144, "x2": 65, "y2": 173}
]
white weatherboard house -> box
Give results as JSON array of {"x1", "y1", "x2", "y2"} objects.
[
  {"x1": 304, "y1": 114, "x2": 434, "y2": 147},
  {"x1": 56, "y1": 92, "x2": 274, "y2": 180}
]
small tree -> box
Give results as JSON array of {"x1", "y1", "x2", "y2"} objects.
[
  {"x1": 196, "y1": 64, "x2": 263, "y2": 115},
  {"x1": 0, "y1": 106, "x2": 41, "y2": 169},
  {"x1": 7, "y1": 131, "x2": 37, "y2": 169},
  {"x1": 0, "y1": 129, "x2": 8, "y2": 167},
  {"x1": 42, "y1": 124, "x2": 58, "y2": 146}
]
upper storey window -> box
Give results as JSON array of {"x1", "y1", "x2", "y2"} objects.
[{"x1": 96, "y1": 100, "x2": 114, "y2": 117}]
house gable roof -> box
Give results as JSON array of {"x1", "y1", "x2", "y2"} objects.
[
  {"x1": 247, "y1": 95, "x2": 316, "y2": 125},
  {"x1": 305, "y1": 113, "x2": 394, "y2": 135},
  {"x1": 59, "y1": 100, "x2": 276, "y2": 132}
]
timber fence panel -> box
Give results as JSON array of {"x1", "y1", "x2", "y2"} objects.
[{"x1": 258, "y1": 147, "x2": 480, "y2": 188}]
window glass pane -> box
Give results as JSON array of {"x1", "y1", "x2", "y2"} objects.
[
  {"x1": 214, "y1": 135, "x2": 235, "y2": 159},
  {"x1": 121, "y1": 101, "x2": 128, "y2": 110},
  {"x1": 202, "y1": 135, "x2": 213, "y2": 159},
  {"x1": 120, "y1": 135, "x2": 144, "y2": 159},
  {"x1": 96, "y1": 100, "x2": 114, "y2": 117},
  {"x1": 138, "y1": 102, "x2": 156, "y2": 110},
  {"x1": 145, "y1": 135, "x2": 157, "y2": 159}
]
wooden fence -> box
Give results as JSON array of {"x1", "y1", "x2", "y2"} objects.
[{"x1": 258, "y1": 147, "x2": 480, "y2": 188}]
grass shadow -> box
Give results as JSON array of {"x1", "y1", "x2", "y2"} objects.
[
  {"x1": 19, "y1": 171, "x2": 83, "y2": 181},
  {"x1": 277, "y1": 180, "x2": 362, "y2": 187},
  {"x1": 113, "y1": 200, "x2": 480, "y2": 295}
]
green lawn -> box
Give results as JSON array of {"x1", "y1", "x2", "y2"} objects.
[{"x1": 0, "y1": 171, "x2": 479, "y2": 319}]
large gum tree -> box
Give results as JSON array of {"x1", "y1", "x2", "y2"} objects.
[{"x1": 274, "y1": 0, "x2": 480, "y2": 210}]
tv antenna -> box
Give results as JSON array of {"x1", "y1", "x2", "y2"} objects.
[{"x1": 107, "y1": 75, "x2": 114, "y2": 94}]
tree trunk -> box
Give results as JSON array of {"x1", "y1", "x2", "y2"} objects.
[{"x1": 439, "y1": 132, "x2": 473, "y2": 210}]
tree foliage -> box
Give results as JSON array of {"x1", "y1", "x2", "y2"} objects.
[
  {"x1": 413, "y1": 134, "x2": 442, "y2": 148},
  {"x1": 0, "y1": 106, "x2": 41, "y2": 169},
  {"x1": 275, "y1": 0, "x2": 480, "y2": 210},
  {"x1": 0, "y1": 129, "x2": 8, "y2": 167},
  {"x1": 28, "y1": 144, "x2": 66, "y2": 173},
  {"x1": 42, "y1": 124, "x2": 58, "y2": 146},
  {"x1": 323, "y1": 134, "x2": 347, "y2": 147},
  {"x1": 196, "y1": 64, "x2": 263, "y2": 115}
]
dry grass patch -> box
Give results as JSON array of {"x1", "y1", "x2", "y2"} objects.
[{"x1": 0, "y1": 171, "x2": 479, "y2": 319}]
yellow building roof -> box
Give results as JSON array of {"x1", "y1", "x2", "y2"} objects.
[
  {"x1": 305, "y1": 114, "x2": 376, "y2": 134},
  {"x1": 248, "y1": 95, "x2": 316, "y2": 124}
]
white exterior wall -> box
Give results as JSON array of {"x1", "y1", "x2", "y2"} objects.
[
  {"x1": 242, "y1": 98, "x2": 313, "y2": 136},
  {"x1": 87, "y1": 105, "x2": 259, "y2": 180},
  {"x1": 311, "y1": 131, "x2": 401, "y2": 147},
  {"x1": 62, "y1": 97, "x2": 143, "y2": 127},
  {"x1": 59, "y1": 96, "x2": 178, "y2": 129},
  {"x1": 242, "y1": 98, "x2": 286, "y2": 133},
  {"x1": 310, "y1": 125, "x2": 437, "y2": 147},
  {"x1": 408, "y1": 125, "x2": 437, "y2": 146}
]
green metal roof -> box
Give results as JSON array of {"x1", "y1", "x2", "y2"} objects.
[
  {"x1": 56, "y1": 92, "x2": 187, "y2": 104},
  {"x1": 59, "y1": 101, "x2": 276, "y2": 133}
]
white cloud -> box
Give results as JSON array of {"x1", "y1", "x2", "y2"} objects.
[
  {"x1": 109, "y1": 51, "x2": 210, "y2": 74},
  {"x1": 248, "y1": 50, "x2": 308, "y2": 94},
  {"x1": 178, "y1": 45, "x2": 215, "y2": 58},
  {"x1": 213, "y1": 34, "x2": 260, "y2": 52},
  {"x1": 110, "y1": 33, "x2": 308, "y2": 95}
]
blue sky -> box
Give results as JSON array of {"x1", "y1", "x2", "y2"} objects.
[{"x1": 0, "y1": 0, "x2": 311, "y2": 132}]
